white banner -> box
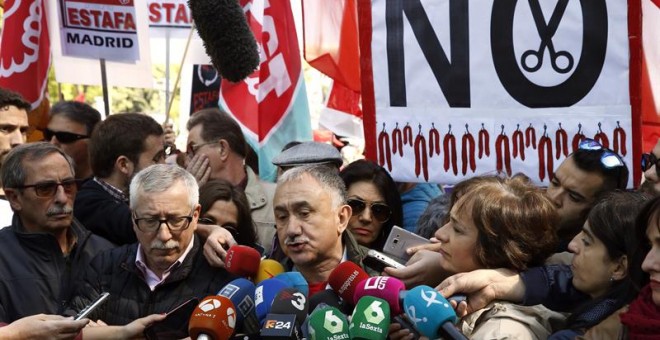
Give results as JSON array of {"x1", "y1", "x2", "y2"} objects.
[
  {"x1": 57, "y1": 0, "x2": 140, "y2": 62},
  {"x1": 368, "y1": 0, "x2": 631, "y2": 186}
]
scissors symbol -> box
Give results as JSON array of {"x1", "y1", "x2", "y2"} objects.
[{"x1": 521, "y1": 0, "x2": 574, "y2": 74}]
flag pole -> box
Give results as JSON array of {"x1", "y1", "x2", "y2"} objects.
[
  {"x1": 100, "y1": 58, "x2": 110, "y2": 117},
  {"x1": 166, "y1": 24, "x2": 195, "y2": 122}
]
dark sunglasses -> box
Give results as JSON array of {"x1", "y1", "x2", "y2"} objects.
[
  {"x1": 347, "y1": 198, "x2": 392, "y2": 223},
  {"x1": 198, "y1": 217, "x2": 240, "y2": 238},
  {"x1": 43, "y1": 128, "x2": 89, "y2": 144},
  {"x1": 641, "y1": 152, "x2": 660, "y2": 177},
  {"x1": 12, "y1": 179, "x2": 78, "y2": 198},
  {"x1": 578, "y1": 139, "x2": 626, "y2": 169}
]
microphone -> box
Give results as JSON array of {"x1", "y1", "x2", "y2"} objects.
[
  {"x1": 328, "y1": 261, "x2": 369, "y2": 305},
  {"x1": 260, "y1": 288, "x2": 308, "y2": 339},
  {"x1": 348, "y1": 296, "x2": 391, "y2": 340},
  {"x1": 187, "y1": 0, "x2": 260, "y2": 82},
  {"x1": 353, "y1": 276, "x2": 406, "y2": 315},
  {"x1": 188, "y1": 295, "x2": 237, "y2": 340},
  {"x1": 255, "y1": 278, "x2": 290, "y2": 325},
  {"x1": 309, "y1": 289, "x2": 352, "y2": 315},
  {"x1": 275, "y1": 272, "x2": 309, "y2": 297},
  {"x1": 402, "y1": 285, "x2": 467, "y2": 340},
  {"x1": 217, "y1": 278, "x2": 260, "y2": 335},
  {"x1": 255, "y1": 259, "x2": 285, "y2": 284},
  {"x1": 270, "y1": 288, "x2": 309, "y2": 321},
  {"x1": 308, "y1": 306, "x2": 350, "y2": 340},
  {"x1": 225, "y1": 245, "x2": 262, "y2": 279}
]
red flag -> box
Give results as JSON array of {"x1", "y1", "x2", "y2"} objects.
[{"x1": 0, "y1": 0, "x2": 51, "y2": 108}]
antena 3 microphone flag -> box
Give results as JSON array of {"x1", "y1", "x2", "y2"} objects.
[{"x1": 188, "y1": 0, "x2": 260, "y2": 82}]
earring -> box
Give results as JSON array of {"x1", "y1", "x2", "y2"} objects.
[{"x1": 610, "y1": 276, "x2": 614, "y2": 282}]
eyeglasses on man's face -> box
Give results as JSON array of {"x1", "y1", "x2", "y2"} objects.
[
  {"x1": 43, "y1": 128, "x2": 89, "y2": 144},
  {"x1": 12, "y1": 179, "x2": 78, "y2": 198},
  {"x1": 186, "y1": 141, "x2": 218, "y2": 158},
  {"x1": 133, "y1": 209, "x2": 195, "y2": 233}
]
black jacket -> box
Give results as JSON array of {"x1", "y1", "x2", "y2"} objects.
[
  {"x1": 68, "y1": 237, "x2": 235, "y2": 325},
  {"x1": 74, "y1": 178, "x2": 136, "y2": 245},
  {"x1": 0, "y1": 215, "x2": 113, "y2": 322}
]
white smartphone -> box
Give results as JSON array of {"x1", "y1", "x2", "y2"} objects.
[
  {"x1": 363, "y1": 249, "x2": 405, "y2": 273},
  {"x1": 383, "y1": 226, "x2": 431, "y2": 262},
  {"x1": 74, "y1": 292, "x2": 110, "y2": 320}
]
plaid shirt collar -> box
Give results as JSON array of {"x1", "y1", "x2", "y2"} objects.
[{"x1": 93, "y1": 177, "x2": 129, "y2": 204}]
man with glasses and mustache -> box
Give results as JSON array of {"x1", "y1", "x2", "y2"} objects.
[
  {"x1": 0, "y1": 88, "x2": 30, "y2": 228},
  {"x1": 67, "y1": 164, "x2": 234, "y2": 325},
  {"x1": 45, "y1": 101, "x2": 101, "y2": 183},
  {"x1": 74, "y1": 113, "x2": 165, "y2": 245},
  {"x1": 0, "y1": 143, "x2": 113, "y2": 323},
  {"x1": 273, "y1": 164, "x2": 372, "y2": 297}
]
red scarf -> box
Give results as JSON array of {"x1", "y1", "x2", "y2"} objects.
[{"x1": 620, "y1": 284, "x2": 660, "y2": 339}]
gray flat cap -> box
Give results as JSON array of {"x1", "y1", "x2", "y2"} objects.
[{"x1": 272, "y1": 141, "x2": 343, "y2": 168}]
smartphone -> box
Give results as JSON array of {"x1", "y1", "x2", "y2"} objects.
[
  {"x1": 74, "y1": 292, "x2": 110, "y2": 320},
  {"x1": 363, "y1": 249, "x2": 405, "y2": 273},
  {"x1": 383, "y1": 226, "x2": 431, "y2": 262},
  {"x1": 143, "y1": 298, "x2": 199, "y2": 340}
]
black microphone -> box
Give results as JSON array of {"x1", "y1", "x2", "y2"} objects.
[{"x1": 188, "y1": 0, "x2": 260, "y2": 82}]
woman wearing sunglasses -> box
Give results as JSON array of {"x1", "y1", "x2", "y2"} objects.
[
  {"x1": 198, "y1": 179, "x2": 259, "y2": 252},
  {"x1": 339, "y1": 159, "x2": 403, "y2": 251}
]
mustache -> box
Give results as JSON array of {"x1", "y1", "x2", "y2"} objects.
[
  {"x1": 150, "y1": 239, "x2": 179, "y2": 250},
  {"x1": 284, "y1": 237, "x2": 310, "y2": 245},
  {"x1": 46, "y1": 206, "x2": 73, "y2": 216}
]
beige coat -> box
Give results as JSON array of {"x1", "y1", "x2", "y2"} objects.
[
  {"x1": 579, "y1": 306, "x2": 627, "y2": 340},
  {"x1": 244, "y1": 166, "x2": 277, "y2": 255},
  {"x1": 459, "y1": 301, "x2": 567, "y2": 339}
]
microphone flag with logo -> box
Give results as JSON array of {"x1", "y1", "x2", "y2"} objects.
[
  {"x1": 348, "y1": 296, "x2": 390, "y2": 340},
  {"x1": 308, "y1": 306, "x2": 350, "y2": 340}
]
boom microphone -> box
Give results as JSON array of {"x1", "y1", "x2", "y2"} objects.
[
  {"x1": 349, "y1": 296, "x2": 391, "y2": 340},
  {"x1": 225, "y1": 245, "x2": 261, "y2": 278},
  {"x1": 353, "y1": 276, "x2": 406, "y2": 315},
  {"x1": 217, "y1": 278, "x2": 260, "y2": 335},
  {"x1": 255, "y1": 259, "x2": 285, "y2": 284},
  {"x1": 275, "y1": 272, "x2": 309, "y2": 297},
  {"x1": 308, "y1": 306, "x2": 350, "y2": 340},
  {"x1": 402, "y1": 285, "x2": 467, "y2": 340},
  {"x1": 328, "y1": 261, "x2": 369, "y2": 305},
  {"x1": 188, "y1": 295, "x2": 237, "y2": 340},
  {"x1": 187, "y1": 0, "x2": 260, "y2": 82}
]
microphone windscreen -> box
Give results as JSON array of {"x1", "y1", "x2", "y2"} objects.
[
  {"x1": 308, "y1": 306, "x2": 350, "y2": 340},
  {"x1": 255, "y1": 259, "x2": 285, "y2": 284},
  {"x1": 255, "y1": 278, "x2": 290, "y2": 325},
  {"x1": 188, "y1": 0, "x2": 260, "y2": 82},
  {"x1": 328, "y1": 261, "x2": 369, "y2": 305},
  {"x1": 402, "y1": 285, "x2": 458, "y2": 339},
  {"x1": 275, "y1": 272, "x2": 309, "y2": 297},
  {"x1": 353, "y1": 276, "x2": 406, "y2": 315},
  {"x1": 189, "y1": 295, "x2": 237, "y2": 340},
  {"x1": 349, "y1": 296, "x2": 391, "y2": 340},
  {"x1": 270, "y1": 288, "x2": 308, "y2": 322},
  {"x1": 225, "y1": 245, "x2": 261, "y2": 278},
  {"x1": 217, "y1": 278, "x2": 259, "y2": 335}
]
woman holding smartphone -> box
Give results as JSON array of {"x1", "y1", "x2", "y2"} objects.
[{"x1": 340, "y1": 160, "x2": 403, "y2": 251}]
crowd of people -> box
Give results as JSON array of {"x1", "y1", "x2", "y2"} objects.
[{"x1": 0, "y1": 85, "x2": 659, "y2": 339}]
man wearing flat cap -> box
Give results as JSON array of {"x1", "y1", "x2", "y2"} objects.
[{"x1": 272, "y1": 141, "x2": 343, "y2": 179}]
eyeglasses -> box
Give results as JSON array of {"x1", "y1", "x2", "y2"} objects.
[
  {"x1": 578, "y1": 139, "x2": 626, "y2": 169},
  {"x1": 186, "y1": 141, "x2": 218, "y2": 158},
  {"x1": 346, "y1": 198, "x2": 392, "y2": 223},
  {"x1": 133, "y1": 210, "x2": 194, "y2": 233},
  {"x1": 198, "y1": 217, "x2": 240, "y2": 238},
  {"x1": 641, "y1": 152, "x2": 660, "y2": 177},
  {"x1": 43, "y1": 128, "x2": 89, "y2": 144},
  {"x1": 12, "y1": 179, "x2": 78, "y2": 198}
]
